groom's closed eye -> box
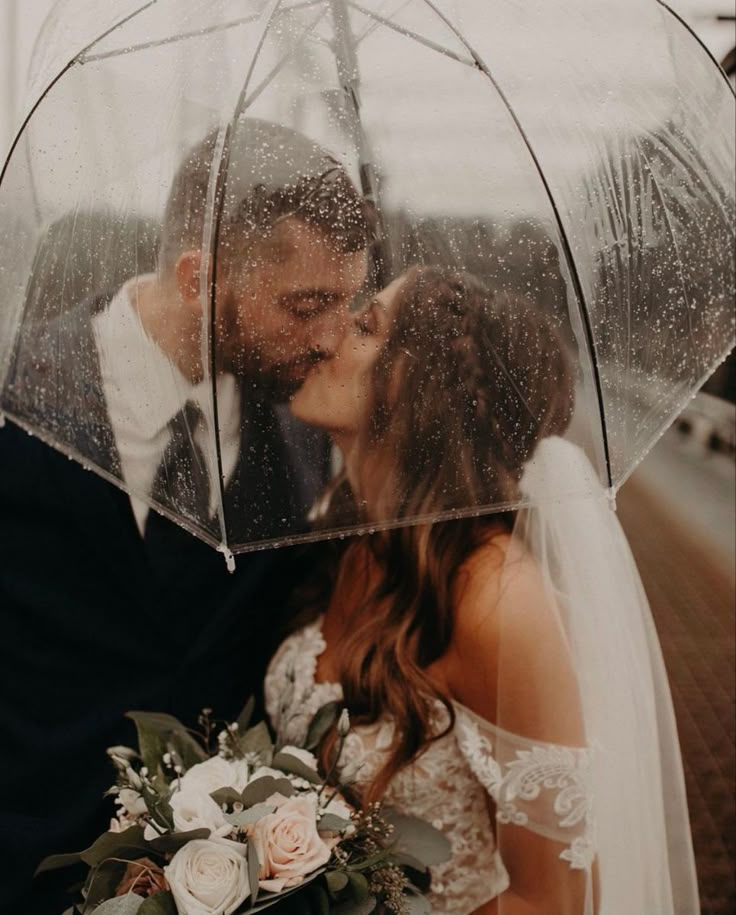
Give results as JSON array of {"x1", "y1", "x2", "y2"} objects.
[{"x1": 278, "y1": 289, "x2": 342, "y2": 320}]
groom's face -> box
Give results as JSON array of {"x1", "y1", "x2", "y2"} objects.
[{"x1": 217, "y1": 217, "x2": 368, "y2": 400}]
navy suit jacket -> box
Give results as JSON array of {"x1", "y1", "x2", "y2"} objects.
[{"x1": 0, "y1": 293, "x2": 329, "y2": 913}]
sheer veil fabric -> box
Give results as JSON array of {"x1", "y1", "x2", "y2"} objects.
[{"x1": 495, "y1": 436, "x2": 699, "y2": 914}]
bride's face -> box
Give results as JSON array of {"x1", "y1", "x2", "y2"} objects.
[{"x1": 289, "y1": 275, "x2": 406, "y2": 435}]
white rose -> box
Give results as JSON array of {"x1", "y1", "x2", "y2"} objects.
[
  {"x1": 279, "y1": 746, "x2": 319, "y2": 770},
  {"x1": 171, "y1": 757, "x2": 250, "y2": 836},
  {"x1": 165, "y1": 839, "x2": 249, "y2": 915},
  {"x1": 249, "y1": 793, "x2": 332, "y2": 893}
]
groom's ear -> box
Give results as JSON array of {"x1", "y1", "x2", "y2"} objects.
[{"x1": 174, "y1": 249, "x2": 203, "y2": 306}]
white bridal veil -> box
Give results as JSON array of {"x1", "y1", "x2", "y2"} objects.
[{"x1": 487, "y1": 436, "x2": 700, "y2": 914}]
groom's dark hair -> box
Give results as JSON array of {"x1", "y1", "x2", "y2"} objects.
[{"x1": 158, "y1": 121, "x2": 374, "y2": 276}]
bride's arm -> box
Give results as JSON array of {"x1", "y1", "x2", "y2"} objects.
[{"x1": 446, "y1": 543, "x2": 596, "y2": 915}]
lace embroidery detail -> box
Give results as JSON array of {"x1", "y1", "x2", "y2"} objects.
[
  {"x1": 264, "y1": 619, "x2": 342, "y2": 747},
  {"x1": 454, "y1": 711, "x2": 595, "y2": 870}
]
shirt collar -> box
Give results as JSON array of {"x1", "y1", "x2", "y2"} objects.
[{"x1": 93, "y1": 275, "x2": 233, "y2": 441}]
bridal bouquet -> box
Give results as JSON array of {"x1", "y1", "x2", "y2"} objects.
[{"x1": 39, "y1": 702, "x2": 449, "y2": 915}]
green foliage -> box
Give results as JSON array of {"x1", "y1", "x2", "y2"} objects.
[
  {"x1": 237, "y1": 721, "x2": 275, "y2": 762},
  {"x1": 82, "y1": 858, "x2": 130, "y2": 910},
  {"x1": 126, "y1": 711, "x2": 207, "y2": 773},
  {"x1": 147, "y1": 829, "x2": 209, "y2": 854},
  {"x1": 78, "y1": 827, "x2": 150, "y2": 867},
  {"x1": 89, "y1": 896, "x2": 143, "y2": 915},
  {"x1": 385, "y1": 810, "x2": 452, "y2": 868},
  {"x1": 317, "y1": 813, "x2": 353, "y2": 834},
  {"x1": 305, "y1": 702, "x2": 341, "y2": 751},
  {"x1": 241, "y1": 775, "x2": 294, "y2": 807},
  {"x1": 272, "y1": 751, "x2": 321, "y2": 784},
  {"x1": 138, "y1": 891, "x2": 178, "y2": 914},
  {"x1": 236, "y1": 697, "x2": 256, "y2": 733},
  {"x1": 226, "y1": 803, "x2": 277, "y2": 827},
  {"x1": 35, "y1": 851, "x2": 83, "y2": 875}
]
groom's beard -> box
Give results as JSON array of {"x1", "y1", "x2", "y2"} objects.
[
  {"x1": 215, "y1": 289, "x2": 328, "y2": 401},
  {"x1": 218, "y1": 336, "x2": 324, "y2": 402}
]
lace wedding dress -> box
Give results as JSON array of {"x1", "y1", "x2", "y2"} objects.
[{"x1": 264, "y1": 616, "x2": 593, "y2": 914}]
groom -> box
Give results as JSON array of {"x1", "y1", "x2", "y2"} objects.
[{"x1": 0, "y1": 119, "x2": 370, "y2": 914}]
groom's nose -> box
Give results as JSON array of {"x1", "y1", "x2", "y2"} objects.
[{"x1": 308, "y1": 304, "x2": 351, "y2": 358}]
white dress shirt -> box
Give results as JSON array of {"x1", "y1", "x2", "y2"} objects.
[{"x1": 92, "y1": 276, "x2": 241, "y2": 535}]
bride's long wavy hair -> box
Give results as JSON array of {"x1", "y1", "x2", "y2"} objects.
[{"x1": 307, "y1": 266, "x2": 575, "y2": 803}]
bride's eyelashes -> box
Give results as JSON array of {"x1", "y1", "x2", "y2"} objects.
[
  {"x1": 353, "y1": 298, "x2": 382, "y2": 336},
  {"x1": 353, "y1": 314, "x2": 375, "y2": 336}
]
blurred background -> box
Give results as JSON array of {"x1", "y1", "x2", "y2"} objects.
[{"x1": 1, "y1": 2, "x2": 734, "y2": 911}]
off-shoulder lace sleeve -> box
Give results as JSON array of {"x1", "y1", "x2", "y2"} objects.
[{"x1": 454, "y1": 704, "x2": 595, "y2": 870}]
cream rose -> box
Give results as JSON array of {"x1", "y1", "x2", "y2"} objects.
[
  {"x1": 249, "y1": 793, "x2": 332, "y2": 893},
  {"x1": 170, "y1": 757, "x2": 250, "y2": 836},
  {"x1": 165, "y1": 839, "x2": 249, "y2": 915}
]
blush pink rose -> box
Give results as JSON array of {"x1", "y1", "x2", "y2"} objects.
[{"x1": 249, "y1": 793, "x2": 332, "y2": 892}]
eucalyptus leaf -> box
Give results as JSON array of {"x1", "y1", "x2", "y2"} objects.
[
  {"x1": 226, "y1": 803, "x2": 276, "y2": 827},
  {"x1": 247, "y1": 838, "x2": 260, "y2": 906},
  {"x1": 405, "y1": 895, "x2": 432, "y2": 914},
  {"x1": 90, "y1": 896, "x2": 143, "y2": 915},
  {"x1": 385, "y1": 810, "x2": 451, "y2": 867},
  {"x1": 389, "y1": 850, "x2": 428, "y2": 873},
  {"x1": 126, "y1": 711, "x2": 206, "y2": 772},
  {"x1": 83, "y1": 858, "x2": 130, "y2": 909},
  {"x1": 317, "y1": 813, "x2": 352, "y2": 834},
  {"x1": 147, "y1": 828, "x2": 210, "y2": 854},
  {"x1": 35, "y1": 851, "x2": 83, "y2": 874},
  {"x1": 79, "y1": 826, "x2": 150, "y2": 867},
  {"x1": 238, "y1": 721, "x2": 274, "y2": 762},
  {"x1": 241, "y1": 775, "x2": 293, "y2": 807},
  {"x1": 271, "y1": 751, "x2": 321, "y2": 785},
  {"x1": 237, "y1": 696, "x2": 256, "y2": 733},
  {"x1": 138, "y1": 891, "x2": 178, "y2": 915},
  {"x1": 210, "y1": 787, "x2": 243, "y2": 809},
  {"x1": 304, "y1": 702, "x2": 340, "y2": 751},
  {"x1": 325, "y1": 870, "x2": 349, "y2": 893},
  {"x1": 346, "y1": 871, "x2": 370, "y2": 900}
]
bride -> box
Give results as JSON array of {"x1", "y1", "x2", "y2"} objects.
[{"x1": 263, "y1": 266, "x2": 699, "y2": 914}]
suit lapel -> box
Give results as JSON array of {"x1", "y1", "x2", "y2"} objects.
[{"x1": 5, "y1": 290, "x2": 152, "y2": 576}]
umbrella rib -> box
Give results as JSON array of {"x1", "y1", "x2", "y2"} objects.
[
  {"x1": 346, "y1": 1, "x2": 476, "y2": 68},
  {"x1": 80, "y1": 0, "x2": 328, "y2": 64},
  {"x1": 240, "y1": 5, "x2": 333, "y2": 113},
  {"x1": 417, "y1": 0, "x2": 614, "y2": 488},
  {"x1": 656, "y1": 0, "x2": 736, "y2": 96},
  {"x1": 352, "y1": 0, "x2": 418, "y2": 49},
  {"x1": 205, "y1": 0, "x2": 287, "y2": 554}
]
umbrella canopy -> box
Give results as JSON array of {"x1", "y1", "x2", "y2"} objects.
[{"x1": 0, "y1": 0, "x2": 733, "y2": 555}]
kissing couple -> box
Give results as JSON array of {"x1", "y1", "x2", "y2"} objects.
[{"x1": 2, "y1": 118, "x2": 698, "y2": 914}]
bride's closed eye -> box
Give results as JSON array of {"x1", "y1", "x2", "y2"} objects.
[{"x1": 353, "y1": 300, "x2": 380, "y2": 336}]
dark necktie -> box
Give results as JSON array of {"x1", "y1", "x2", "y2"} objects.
[{"x1": 149, "y1": 400, "x2": 212, "y2": 529}]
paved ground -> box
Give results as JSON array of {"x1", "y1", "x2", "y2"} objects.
[{"x1": 618, "y1": 437, "x2": 735, "y2": 915}]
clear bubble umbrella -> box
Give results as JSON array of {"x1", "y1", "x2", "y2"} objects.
[{"x1": 0, "y1": 0, "x2": 733, "y2": 559}]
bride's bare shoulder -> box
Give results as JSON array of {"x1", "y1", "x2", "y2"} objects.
[
  {"x1": 452, "y1": 530, "x2": 545, "y2": 633},
  {"x1": 443, "y1": 530, "x2": 563, "y2": 715}
]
